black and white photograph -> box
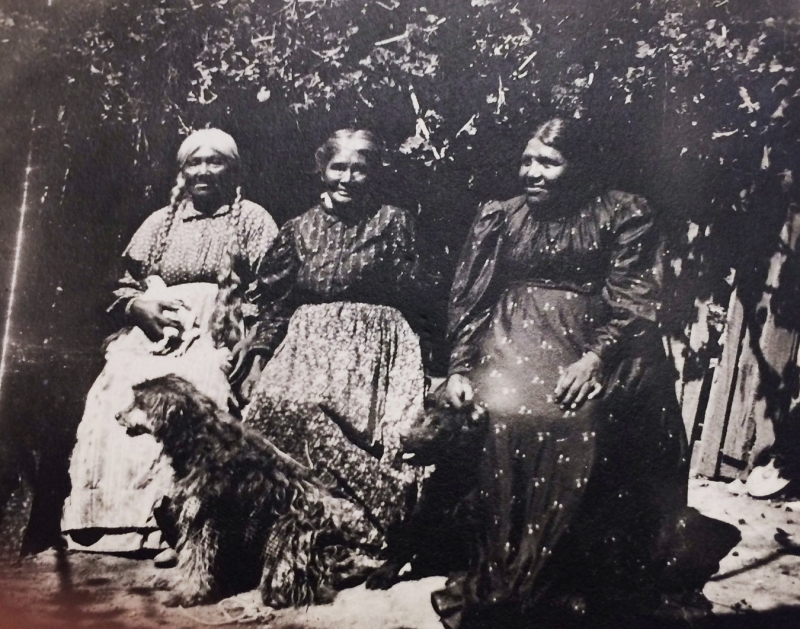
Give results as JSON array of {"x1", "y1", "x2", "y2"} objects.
[{"x1": 0, "y1": 1, "x2": 799, "y2": 628}]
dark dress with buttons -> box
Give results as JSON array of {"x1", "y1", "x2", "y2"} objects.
[{"x1": 434, "y1": 192, "x2": 696, "y2": 625}]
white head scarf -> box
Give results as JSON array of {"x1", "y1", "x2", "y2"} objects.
[{"x1": 177, "y1": 128, "x2": 239, "y2": 167}]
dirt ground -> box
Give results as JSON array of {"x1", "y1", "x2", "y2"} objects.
[{"x1": 0, "y1": 479, "x2": 799, "y2": 629}]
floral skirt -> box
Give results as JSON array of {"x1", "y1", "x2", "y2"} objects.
[
  {"x1": 243, "y1": 302, "x2": 427, "y2": 546},
  {"x1": 61, "y1": 283, "x2": 232, "y2": 553}
]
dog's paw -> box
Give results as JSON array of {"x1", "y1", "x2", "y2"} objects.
[{"x1": 365, "y1": 560, "x2": 402, "y2": 590}]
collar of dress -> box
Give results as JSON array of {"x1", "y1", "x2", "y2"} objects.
[
  {"x1": 319, "y1": 192, "x2": 384, "y2": 225},
  {"x1": 178, "y1": 198, "x2": 234, "y2": 221}
]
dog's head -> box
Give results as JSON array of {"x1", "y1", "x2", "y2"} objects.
[
  {"x1": 115, "y1": 374, "x2": 213, "y2": 439},
  {"x1": 400, "y1": 402, "x2": 488, "y2": 467},
  {"x1": 116, "y1": 396, "x2": 156, "y2": 437}
]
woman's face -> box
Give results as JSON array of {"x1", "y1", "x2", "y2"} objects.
[
  {"x1": 519, "y1": 138, "x2": 569, "y2": 205},
  {"x1": 182, "y1": 146, "x2": 232, "y2": 205},
  {"x1": 323, "y1": 139, "x2": 372, "y2": 206}
]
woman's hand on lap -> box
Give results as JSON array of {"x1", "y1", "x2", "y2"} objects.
[
  {"x1": 128, "y1": 298, "x2": 184, "y2": 341},
  {"x1": 442, "y1": 374, "x2": 475, "y2": 410},
  {"x1": 238, "y1": 355, "x2": 265, "y2": 404},
  {"x1": 554, "y1": 352, "x2": 603, "y2": 411}
]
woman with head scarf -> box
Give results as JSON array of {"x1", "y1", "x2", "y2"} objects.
[
  {"x1": 235, "y1": 129, "x2": 429, "y2": 601},
  {"x1": 61, "y1": 129, "x2": 278, "y2": 556},
  {"x1": 429, "y1": 117, "x2": 739, "y2": 628}
]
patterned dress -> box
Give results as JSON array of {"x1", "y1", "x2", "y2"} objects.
[
  {"x1": 62, "y1": 198, "x2": 277, "y2": 553},
  {"x1": 433, "y1": 192, "x2": 700, "y2": 626},
  {"x1": 243, "y1": 200, "x2": 427, "y2": 546}
]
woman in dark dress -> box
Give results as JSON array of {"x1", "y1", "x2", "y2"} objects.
[
  {"x1": 240, "y1": 129, "x2": 427, "y2": 556},
  {"x1": 431, "y1": 118, "x2": 738, "y2": 628}
]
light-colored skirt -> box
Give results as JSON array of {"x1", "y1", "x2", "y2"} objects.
[
  {"x1": 61, "y1": 282, "x2": 232, "y2": 553},
  {"x1": 243, "y1": 302, "x2": 426, "y2": 543}
]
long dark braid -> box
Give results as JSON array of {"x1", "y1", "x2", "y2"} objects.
[{"x1": 210, "y1": 185, "x2": 248, "y2": 350}]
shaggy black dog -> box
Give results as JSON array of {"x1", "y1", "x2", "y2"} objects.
[{"x1": 117, "y1": 374, "x2": 362, "y2": 608}]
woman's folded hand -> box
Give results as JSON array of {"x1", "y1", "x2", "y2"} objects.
[
  {"x1": 441, "y1": 373, "x2": 475, "y2": 411},
  {"x1": 238, "y1": 355, "x2": 265, "y2": 404},
  {"x1": 554, "y1": 352, "x2": 603, "y2": 411},
  {"x1": 128, "y1": 297, "x2": 185, "y2": 341},
  {"x1": 227, "y1": 328, "x2": 266, "y2": 403}
]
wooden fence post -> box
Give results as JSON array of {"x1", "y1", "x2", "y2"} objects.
[
  {"x1": 693, "y1": 288, "x2": 747, "y2": 477},
  {"x1": 694, "y1": 207, "x2": 800, "y2": 479}
]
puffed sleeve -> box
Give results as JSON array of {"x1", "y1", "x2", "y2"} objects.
[
  {"x1": 246, "y1": 219, "x2": 301, "y2": 359},
  {"x1": 587, "y1": 192, "x2": 663, "y2": 363},
  {"x1": 447, "y1": 200, "x2": 508, "y2": 376},
  {"x1": 107, "y1": 207, "x2": 169, "y2": 322}
]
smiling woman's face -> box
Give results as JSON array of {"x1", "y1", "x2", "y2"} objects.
[
  {"x1": 519, "y1": 138, "x2": 569, "y2": 205},
  {"x1": 182, "y1": 146, "x2": 232, "y2": 205},
  {"x1": 322, "y1": 138, "x2": 373, "y2": 207}
]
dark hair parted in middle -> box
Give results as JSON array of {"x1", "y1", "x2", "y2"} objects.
[{"x1": 530, "y1": 116, "x2": 603, "y2": 200}]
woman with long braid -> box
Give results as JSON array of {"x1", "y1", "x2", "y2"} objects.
[{"x1": 61, "y1": 129, "x2": 278, "y2": 556}]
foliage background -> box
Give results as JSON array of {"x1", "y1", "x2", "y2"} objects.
[{"x1": 0, "y1": 0, "x2": 798, "y2": 547}]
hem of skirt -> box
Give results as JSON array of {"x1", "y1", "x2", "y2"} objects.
[{"x1": 61, "y1": 487, "x2": 165, "y2": 532}]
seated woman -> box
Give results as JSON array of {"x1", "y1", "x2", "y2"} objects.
[
  {"x1": 61, "y1": 129, "x2": 278, "y2": 555},
  {"x1": 431, "y1": 118, "x2": 739, "y2": 628},
  {"x1": 240, "y1": 129, "x2": 427, "y2": 560}
]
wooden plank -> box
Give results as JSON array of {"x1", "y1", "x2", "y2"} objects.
[
  {"x1": 716, "y1": 327, "x2": 759, "y2": 478},
  {"x1": 665, "y1": 335, "x2": 698, "y2": 441},
  {"x1": 722, "y1": 313, "x2": 799, "y2": 477},
  {"x1": 694, "y1": 288, "x2": 746, "y2": 477},
  {"x1": 681, "y1": 377, "x2": 703, "y2": 441},
  {"x1": 719, "y1": 210, "x2": 800, "y2": 476}
]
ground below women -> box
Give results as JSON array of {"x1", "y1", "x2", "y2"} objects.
[{"x1": 0, "y1": 480, "x2": 798, "y2": 629}]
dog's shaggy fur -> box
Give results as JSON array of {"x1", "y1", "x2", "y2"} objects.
[{"x1": 117, "y1": 374, "x2": 362, "y2": 608}]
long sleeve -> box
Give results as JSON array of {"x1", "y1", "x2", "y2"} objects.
[
  {"x1": 247, "y1": 221, "x2": 301, "y2": 358},
  {"x1": 390, "y1": 208, "x2": 421, "y2": 291},
  {"x1": 586, "y1": 192, "x2": 663, "y2": 363},
  {"x1": 231, "y1": 201, "x2": 279, "y2": 324},
  {"x1": 447, "y1": 200, "x2": 508, "y2": 376}
]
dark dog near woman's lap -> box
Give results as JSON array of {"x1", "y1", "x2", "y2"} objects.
[
  {"x1": 365, "y1": 390, "x2": 489, "y2": 590},
  {"x1": 116, "y1": 374, "x2": 366, "y2": 608}
]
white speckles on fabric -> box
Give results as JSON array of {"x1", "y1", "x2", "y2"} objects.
[
  {"x1": 448, "y1": 191, "x2": 661, "y2": 374},
  {"x1": 432, "y1": 190, "x2": 692, "y2": 618}
]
